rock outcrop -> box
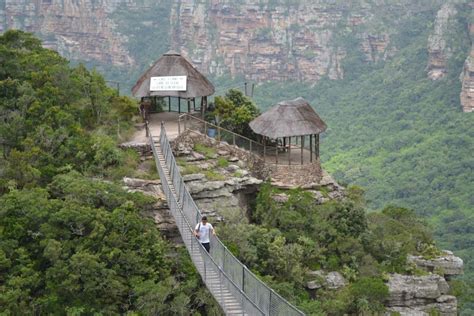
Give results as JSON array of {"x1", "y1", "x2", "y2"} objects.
[
  {"x1": 386, "y1": 274, "x2": 457, "y2": 316},
  {"x1": 122, "y1": 177, "x2": 180, "y2": 241},
  {"x1": 460, "y1": 22, "x2": 474, "y2": 113},
  {"x1": 306, "y1": 270, "x2": 347, "y2": 290},
  {"x1": 408, "y1": 251, "x2": 464, "y2": 279},
  {"x1": 426, "y1": 3, "x2": 458, "y2": 80},
  {"x1": 184, "y1": 172, "x2": 262, "y2": 221}
]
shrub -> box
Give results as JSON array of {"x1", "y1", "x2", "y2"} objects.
[
  {"x1": 216, "y1": 157, "x2": 229, "y2": 168},
  {"x1": 350, "y1": 277, "x2": 389, "y2": 313}
]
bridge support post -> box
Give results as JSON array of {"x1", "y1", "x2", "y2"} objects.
[{"x1": 242, "y1": 266, "x2": 245, "y2": 293}]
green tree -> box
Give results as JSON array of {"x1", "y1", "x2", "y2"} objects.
[{"x1": 214, "y1": 88, "x2": 260, "y2": 137}]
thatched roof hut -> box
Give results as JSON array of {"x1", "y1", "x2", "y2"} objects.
[
  {"x1": 249, "y1": 97, "x2": 327, "y2": 139},
  {"x1": 132, "y1": 51, "x2": 215, "y2": 98}
]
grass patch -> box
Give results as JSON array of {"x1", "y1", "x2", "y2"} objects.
[
  {"x1": 182, "y1": 164, "x2": 201, "y2": 175},
  {"x1": 176, "y1": 157, "x2": 187, "y2": 166},
  {"x1": 319, "y1": 186, "x2": 330, "y2": 198},
  {"x1": 194, "y1": 144, "x2": 217, "y2": 159},
  {"x1": 204, "y1": 170, "x2": 226, "y2": 181},
  {"x1": 134, "y1": 160, "x2": 160, "y2": 180},
  {"x1": 217, "y1": 157, "x2": 229, "y2": 168},
  {"x1": 232, "y1": 171, "x2": 244, "y2": 178},
  {"x1": 106, "y1": 149, "x2": 140, "y2": 180}
]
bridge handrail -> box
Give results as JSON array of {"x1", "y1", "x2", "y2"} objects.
[
  {"x1": 149, "y1": 122, "x2": 305, "y2": 315},
  {"x1": 148, "y1": 123, "x2": 265, "y2": 315}
]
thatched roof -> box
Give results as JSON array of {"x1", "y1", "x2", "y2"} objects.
[
  {"x1": 132, "y1": 51, "x2": 215, "y2": 98},
  {"x1": 249, "y1": 97, "x2": 327, "y2": 138}
]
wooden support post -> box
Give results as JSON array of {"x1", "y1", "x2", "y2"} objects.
[
  {"x1": 301, "y1": 136, "x2": 304, "y2": 165},
  {"x1": 200, "y1": 97, "x2": 204, "y2": 118},
  {"x1": 187, "y1": 99, "x2": 191, "y2": 113},
  {"x1": 168, "y1": 96, "x2": 171, "y2": 112},
  {"x1": 288, "y1": 137, "x2": 291, "y2": 165},
  {"x1": 275, "y1": 139, "x2": 279, "y2": 165},
  {"x1": 178, "y1": 97, "x2": 181, "y2": 113},
  {"x1": 310, "y1": 135, "x2": 313, "y2": 163},
  {"x1": 242, "y1": 266, "x2": 245, "y2": 292},
  {"x1": 316, "y1": 134, "x2": 320, "y2": 159}
]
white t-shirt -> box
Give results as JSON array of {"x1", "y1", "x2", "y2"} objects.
[{"x1": 195, "y1": 222, "x2": 213, "y2": 243}]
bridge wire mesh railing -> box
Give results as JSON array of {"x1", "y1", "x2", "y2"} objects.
[{"x1": 148, "y1": 122, "x2": 305, "y2": 316}]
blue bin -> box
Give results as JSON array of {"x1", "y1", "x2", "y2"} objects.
[{"x1": 207, "y1": 128, "x2": 216, "y2": 138}]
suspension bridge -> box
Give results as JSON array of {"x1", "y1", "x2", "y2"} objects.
[{"x1": 148, "y1": 122, "x2": 305, "y2": 315}]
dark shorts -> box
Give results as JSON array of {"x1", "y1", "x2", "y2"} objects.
[{"x1": 201, "y1": 242, "x2": 210, "y2": 252}]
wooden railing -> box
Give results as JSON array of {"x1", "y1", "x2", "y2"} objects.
[{"x1": 178, "y1": 114, "x2": 319, "y2": 165}]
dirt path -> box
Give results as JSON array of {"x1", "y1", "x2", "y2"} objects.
[{"x1": 129, "y1": 112, "x2": 182, "y2": 143}]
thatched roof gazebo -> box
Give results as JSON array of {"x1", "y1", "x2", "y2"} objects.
[
  {"x1": 249, "y1": 97, "x2": 327, "y2": 165},
  {"x1": 132, "y1": 51, "x2": 215, "y2": 115}
]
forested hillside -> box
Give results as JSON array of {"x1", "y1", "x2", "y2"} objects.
[
  {"x1": 250, "y1": 9, "x2": 474, "y2": 312},
  {"x1": 1, "y1": 0, "x2": 473, "y2": 312},
  {"x1": 0, "y1": 30, "x2": 220, "y2": 314}
]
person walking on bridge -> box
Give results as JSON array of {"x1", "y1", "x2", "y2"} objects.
[{"x1": 194, "y1": 216, "x2": 215, "y2": 253}]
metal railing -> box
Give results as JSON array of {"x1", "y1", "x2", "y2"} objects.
[
  {"x1": 178, "y1": 113, "x2": 320, "y2": 165},
  {"x1": 148, "y1": 122, "x2": 305, "y2": 316}
]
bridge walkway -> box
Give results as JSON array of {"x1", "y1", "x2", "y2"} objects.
[{"x1": 149, "y1": 123, "x2": 304, "y2": 316}]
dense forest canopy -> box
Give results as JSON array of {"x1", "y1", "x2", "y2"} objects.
[
  {"x1": 248, "y1": 7, "x2": 474, "y2": 312},
  {"x1": 1, "y1": 0, "x2": 473, "y2": 311},
  {"x1": 0, "y1": 30, "x2": 221, "y2": 314},
  {"x1": 218, "y1": 183, "x2": 456, "y2": 314}
]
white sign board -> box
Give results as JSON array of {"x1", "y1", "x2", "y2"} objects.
[{"x1": 150, "y1": 76, "x2": 187, "y2": 91}]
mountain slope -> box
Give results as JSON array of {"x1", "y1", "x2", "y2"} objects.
[{"x1": 251, "y1": 17, "x2": 474, "y2": 311}]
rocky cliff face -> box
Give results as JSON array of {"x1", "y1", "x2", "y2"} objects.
[
  {"x1": 0, "y1": 0, "x2": 132, "y2": 66},
  {"x1": 426, "y1": 1, "x2": 474, "y2": 112},
  {"x1": 1, "y1": 0, "x2": 472, "y2": 110},
  {"x1": 0, "y1": 0, "x2": 410, "y2": 82},
  {"x1": 426, "y1": 3, "x2": 458, "y2": 80},
  {"x1": 460, "y1": 22, "x2": 474, "y2": 112},
  {"x1": 170, "y1": 1, "x2": 398, "y2": 82}
]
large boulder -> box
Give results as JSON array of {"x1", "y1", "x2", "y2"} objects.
[
  {"x1": 306, "y1": 270, "x2": 347, "y2": 290},
  {"x1": 386, "y1": 274, "x2": 457, "y2": 316}
]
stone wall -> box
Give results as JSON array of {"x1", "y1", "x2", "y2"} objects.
[{"x1": 266, "y1": 161, "x2": 323, "y2": 187}]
